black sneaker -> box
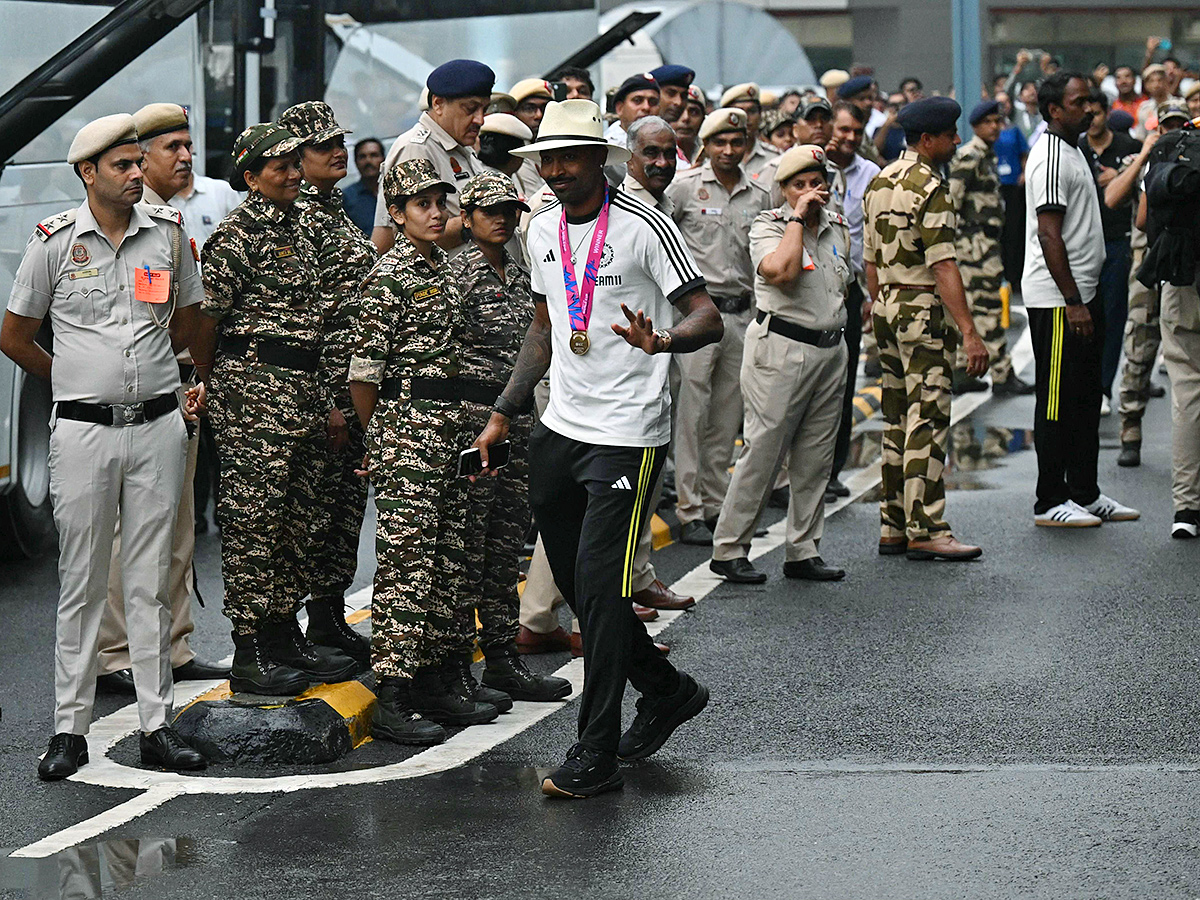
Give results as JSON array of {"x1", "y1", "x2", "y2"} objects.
[
  {"x1": 1172, "y1": 510, "x2": 1200, "y2": 540},
  {"x1": 991, "y1": 373, "x2": 1035, "y2": 396},
  {"x1": 541, "y1": 744, "x2": 623, "y2": 798},
  {"x1": 617, "y1": 672, "x2": 709, "y2": 761}
]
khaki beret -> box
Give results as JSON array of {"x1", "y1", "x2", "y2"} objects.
[
  {"x1": 760, "y1": 89, "x2": 779, "y2": 108},
  {"x1": 1143, "y1": 64, "x2": 1167, "y2": 80},
  {"x1": 819, "y1": 69, "x2": 850, "y2": 89},
  {"x1": 700, "y1": 107, "x2": 749, "y2": 141},
  {"x1": 720, "y1": 82, "x2": 760, "y2": 108},
  {"x1": 775, "y1": 144, "x2": 828, "y2": 184},
  {"x1": 480, "y1": 113, "x2": 533, "y2": 142},
  {"x1": 68, "y1": 114, "x2": 139, "y2": 165},
  {"x1": 510, "y1": 78, "x2": 554, "y2": 105},
  {"x1": 132, "y1": 103, "x2": 189, "y2": 142}
]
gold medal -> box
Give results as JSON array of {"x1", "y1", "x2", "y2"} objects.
[{"x1": 569, "y1": 330, "x2": 590, "y2": 355}]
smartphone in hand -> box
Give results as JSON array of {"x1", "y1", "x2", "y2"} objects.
[{"x1": 458, "y1": 440, "x2": 510, "y2": 477}]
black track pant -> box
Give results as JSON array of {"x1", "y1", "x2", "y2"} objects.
[
  {"x1": 529, "y1": 424, "x2": 679, "y2": 754},
  {"x1": 1029, "y1": 301, "x2": 1104, "y2": 514}
]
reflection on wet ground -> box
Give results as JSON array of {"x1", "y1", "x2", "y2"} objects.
[
  {"x1": 852, "y1": 423, "x2": 1035, "y2": 501},
  {"x1": 0, "y1": 838, "x2": 202, "y2": 899}
]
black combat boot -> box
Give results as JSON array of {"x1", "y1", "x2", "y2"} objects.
[
  {"x1": 306, "y1": 597, "x2": 370, "y2": 668},
  {"x1": 483, "y1": 642, "x2": 572, "y2": 702},
  {"x1": 409, "y1": 665, "x2": 500, "y2": 726},
  {"x1": 372, "y1": 677, "x2": 446, "y2": 745},
  {"x1": 446, "y1": 656, "x2": 513, "y2": 713},
  {"x1": 229, "y1": 630, "x2": 310, "y2": 696},
  {"x1": 267, "y1": 619, "x2": 359, "y2": 684}
]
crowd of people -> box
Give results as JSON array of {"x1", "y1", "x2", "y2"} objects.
[{"x1": 4, "y1": 39, "x2": 1199, "y2": 798}]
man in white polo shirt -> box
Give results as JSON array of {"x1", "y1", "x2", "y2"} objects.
[
  {"x1": 1023, "y1": 72, "x2": 1139, "y2": 528},
  {"x1": 474, "y1": 99, "x2": 723, "y2": 799}
]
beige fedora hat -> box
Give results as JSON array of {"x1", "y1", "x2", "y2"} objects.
[{"x1": 510, "y1": 99, "x2": 630, "y2": 165}]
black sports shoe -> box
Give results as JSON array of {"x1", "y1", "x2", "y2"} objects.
[
  {"x1": 709, "y1": 557, "x2": 766, "y2": 584},
  {"x1": 991, "y1": 373, "x2": 1035, "y2": 396},
  {"x1": 617, "y1": 672, "x2": 709, "y2": 761},
  {"x1": 1172, "y1": 510, "x2": 1200, "y2": 540},
  {"x1": 541, "y1": 743, "x2": 623, "y2": 798},
  {"x1": 38, "y1": 733, "x2": 88, "y2": 781}
]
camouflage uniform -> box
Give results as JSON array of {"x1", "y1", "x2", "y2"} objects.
[
  {"x1": 948, "y1": 135, "x2": 1010, "y2": 382},
  {"x1": 349, "y1": 223, "x2": 466, "y2": 681},
  {"x1": 447, "y1": 237, "x2": 534, "y2": 658},
  {"x1": 294, "y1": 181, "x2": 377, "y2": 598},
  {"x1": 202, "y1": 190, "x2": 328, "y2": 635},
  {"x1": 863, "y1": 149, "x2": 959, "y2": 542},
  {"x1": 1118, "y1": 210, "x2": 1160, "y2": 445}
]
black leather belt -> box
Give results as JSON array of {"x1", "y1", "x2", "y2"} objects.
[
  {"x1": 219, "y1": 335, "x2": 320, "y2": 372},
  {"x1": 379, "y1": 376, "x2": 531, "y2": 413},
  {"x1": 756, "y1": 310, "x2": 844, "y2": 349},
  {"x1": 57, "y1": 392, "x2": 178, "y2": 427},
  {"x1": 711, "y1": 293, "x2": 752, "y2": 314}
]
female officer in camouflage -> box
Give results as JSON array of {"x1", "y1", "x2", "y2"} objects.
[
  {"x1": 348, "y1": 159, "x2": 500, "y2": 746},
  {"x1": 192, "y1": 123, "x2": 359, "y2": 695},
  {"x1": 447, "y1": 172, "x2": 572, "y2": 705},
  {"x1": 278, "y1": 101, "x2": 377, "y2": 668}
]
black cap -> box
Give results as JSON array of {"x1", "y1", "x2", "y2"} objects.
[
  {"x1": 897, "y1": 96, "x2": 961, "y2": 136},
  {"x1": 614, "y1": 73, "x2": 659, "y2": 104},
  {"x1": 426, "y1": 59, "x2": 496, "y2": 100},
  {"x1": 648, "y1": 65, "x2": 694, "y2": 88},
  {"x1": 969, "y1": 99, "x2": 1001, "y2": 126}
]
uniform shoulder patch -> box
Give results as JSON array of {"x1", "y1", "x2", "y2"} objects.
[
  {"x1": 35, "y1": 209, "x2": 77, "y2": 242},
  {"x1": 146, "y1": 204, "x2": 184, "y2": 226},
  {"x1": 410, "y1": 125, "x2": 430, "y2": 145},
  {"x1": 828, "y1": 211, "x2": 848, "y2": 226}
]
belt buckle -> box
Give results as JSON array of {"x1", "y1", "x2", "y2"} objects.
[
  {"x1": 821, "y1": 329, "x2": 840, "y2": 348},
  {"x1": 113, "y1": 403, "x2": 146, "y2": 426}
]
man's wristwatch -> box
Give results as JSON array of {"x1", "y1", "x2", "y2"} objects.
[
  {"x1": 653, "y1": 328, "x2": 673, "y2": 353},
  {"x1": 787, "y1": 215, "x2": 804, "y2": 224},
  {"x1": 1064, "y1": 294, "x2": 1083, "y2": 307},
  {"x1": 493, "y1": 395, "x2": 519, "y2": 418}
]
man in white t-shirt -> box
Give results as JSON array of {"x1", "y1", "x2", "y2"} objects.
[
  {"x1": 474, "y1": 100, "x2": 722, "y2": 799},
  {"x1": 171, "y1": 172, "x2": 242, "y2": 250},
  {"x1": 1023, "y1": 72, "x2": 1139, "y2": 528}
]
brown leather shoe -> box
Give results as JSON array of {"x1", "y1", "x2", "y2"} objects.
[
  {"x1": 878, "y1": 537, "x2": 907, "y2": 556},
  {"x1": 633, "y1": 603, "x2": 659, "y2": 622},
  {"x1": 516, "y1": 625, "x2": 572, "y2": 655},
  {"x1": 570, "y1": 632, "x2": 670, "y2": 658},
  {"x1": 631, "y1": 579, "x2": 696, "y2": 610},
  {"x1": 905, "y1": 535, "x2": 982, "y2": 561}
]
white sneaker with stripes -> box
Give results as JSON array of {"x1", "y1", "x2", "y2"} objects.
[
  {"x1": 1085, "y1": 493, "x2": 1140, "y2": 522},
  {"x1": 1035, "y1": 500, "x2": 1102, "y2": 528}
]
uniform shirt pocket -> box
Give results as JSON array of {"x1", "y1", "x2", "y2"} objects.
[{"x1": 61, "y1": 270, "x2": 109, "y2": 326}]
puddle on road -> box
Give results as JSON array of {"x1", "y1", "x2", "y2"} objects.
[
  {"x1": 851, "y1": 425, "x2": 1034, "y2": 500},
  {"x1": 0, "y1": 837, "x2": 206, "y2": 899}
]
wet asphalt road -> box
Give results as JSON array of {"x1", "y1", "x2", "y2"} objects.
[{"x1": 4, "y1": 352, "x2": 1200, "y2": 899}]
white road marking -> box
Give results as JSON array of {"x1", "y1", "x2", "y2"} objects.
[{"x1": 11, "y1": 328, "x2": 1036, "y2": 857}]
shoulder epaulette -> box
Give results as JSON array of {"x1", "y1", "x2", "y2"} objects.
[
  {"x1": 410, "y1": 125, "x2": 430, "y2": 145},
  {"x1": 828, "y1": 211, "x2": 848, "y2": 226},
  {"x1": 34, "y1": 209, "x2": 77, "y2": 242},
  {"x1": 146, "y1": 204, "x2": 184, "y2": 226}
]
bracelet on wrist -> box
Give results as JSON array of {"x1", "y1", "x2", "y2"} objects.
[
  {"x1": 653, "y1": 328, "x2": 673, "y2": 353},
  {"x1": 493, "y1": 395, "x2": 519, "y2": 418}
]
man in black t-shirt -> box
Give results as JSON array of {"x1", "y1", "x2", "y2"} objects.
[{"x1": 1080, "y1": 88, "x2": 1142, "y2": 408}]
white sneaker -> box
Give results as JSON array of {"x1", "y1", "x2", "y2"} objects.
[
  {"x1": 1035, "y1": 500, "x2": 1102, "y2": 527},
  {"x1": 1085, "y1": 493, "x2": 1140, "y2": 522},
  {"x1": 1100, "y1": 396, "x2": 1112, "y2": 416}
]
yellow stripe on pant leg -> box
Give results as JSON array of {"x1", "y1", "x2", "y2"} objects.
[
  {"x1": 622, "y1": 448, "x2": 653, "y2": 597},
  {"x1": 1049, "y1": 308, "x2": 1062, "y2": 421}
]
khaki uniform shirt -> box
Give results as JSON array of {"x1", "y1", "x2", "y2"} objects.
[
  {"x1": 863, "y1": 149, "x2": 957, "y2": 287},
  {"x1": 750, "y1": 206, "x2": 852, "y2": 331},
  {"x1": 513, "y1": 159, "x2": 543, "y2": 202},
  {"x1": 620, "y1": 172, "x2": 675, "y2": 215},
  {"x1": 667, "y1": 162, "x2": 771, "y2": 299},
  {"x1": 9, "y1": 200, "x2": 201, "y2": 404},
  {"x1": 372, "y1": 112, "x2": 481, "y2": 229},
  {"x1": 744, "y1": 140, "x2": 780, "y2": 181}
]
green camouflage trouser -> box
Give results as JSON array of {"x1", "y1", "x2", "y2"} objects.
[
  {"x1": 874, "y1": 286, "x2": 956, "y2": 542},
  {"x1": 307, "y1": 386, "x2": 369, "y2": 599},
  {"x1": 955, "y1": 267, "x2": 1011, "y2": 383},
  {"x1": 1118, "y1": 246, "x2": 1161, "y2": 444},
  {"x1": 447, "y1": 403, "x2": 530, "y2": 658},
  {"x1": 369, "y1": 397, "x2": 467, "y2": 680},
  {"x1": 207, "y1": 359, "x2": 325, "y2": 635}
]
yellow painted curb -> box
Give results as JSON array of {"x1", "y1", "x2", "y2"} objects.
[
  {"x1": 300, "y1": 681, "x2": 377, "y2": 747},
  {"x1": 651, "y1": 513, "x2": 672, "y2": 550}
]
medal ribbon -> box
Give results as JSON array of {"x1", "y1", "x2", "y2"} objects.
[{"x1": 558, "y1": 187, "x2": 611, "y2": 334}]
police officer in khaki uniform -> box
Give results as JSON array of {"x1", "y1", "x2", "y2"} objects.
[
  {"x1": 720, "y1": 83, "x2": 779, "y2": 179},
  {"x1": 509, "y1": 78, "x2": 554, "y2": 198},
  {"x1": 710, "y1": 146, "x2": 852, "y2": 584},
  {"x1": 371, "y1": 59, "x2": 494, "y2": 254},
  {"x1": 96, "y1": 103, "x2": 230, "y2": 694},
  {"x1": 1, "y1": 115, "x2": 206, "y2": 779},
  {"x1": 667, "y1": 107, "x2": 771, "y2": 545}
]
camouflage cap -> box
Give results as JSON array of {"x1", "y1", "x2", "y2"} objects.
[
  {"x1": 460, "y1": 171, "x2": 530, "y2": 212},
  {"x1": 277, "y1": 101, "x2": 350, "y2": 145},
  {"x1": 382, "y1": 158, "x2": 456, "y2": 207},
  {"x1": 229, "y1": 122, "x2": 303, "y2": 190},
  {"x1": 1158, "y1": 97, "x2": 1190, "y2": 124},
  {"x1": 760, "y1": 108, "x2": 794, "y2": 137}
]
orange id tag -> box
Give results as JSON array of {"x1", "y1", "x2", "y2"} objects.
[{"x1": 135, "y1": 267, "x2": 172, "y2": 304}]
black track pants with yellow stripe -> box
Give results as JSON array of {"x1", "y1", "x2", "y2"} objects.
[
  {"x1": 1029, "y1": 302, "x2": 1104, "y2": 514},
  {"x1": 529, "y1": 423, "x2": 679, "y2": 755}
]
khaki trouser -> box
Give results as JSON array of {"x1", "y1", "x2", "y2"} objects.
[
  {"x1": 100, "y1": 398, "x2": 198, "y2": 674},
  {"x1": 675, "y1": 308, "x2": 751, "y2": 525},
  {"x1": 50, "y1": 410, "x2": 187, "y2": 734},
  {"x1": 1160, "y1": 279, "x2": 1200, "y2": 512},
  {"x1": 712, "y1": 318, "x2": 847, "y2": 562}
]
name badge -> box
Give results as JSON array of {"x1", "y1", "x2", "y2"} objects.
[
  {"x1": 700, "y1": 207, "x2": 723, "y2": 216},
  {"x1": 134, "y1": 267, "x2": 172, "y2": 304},
  {"x1": 275, "y1": 245, "x2": 295, "y2": 259},
  {"x1": 68, "y1": 268, "x2": 100, "y2": 280},
  {"x1": 413, "y1": 286, "x2": 441, "y2": 300}
]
